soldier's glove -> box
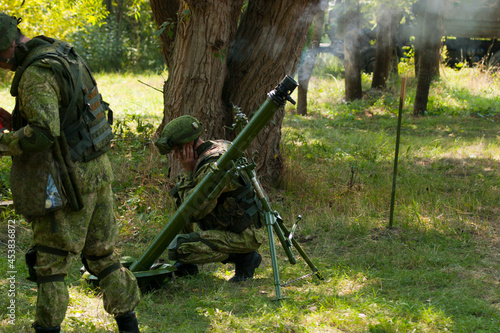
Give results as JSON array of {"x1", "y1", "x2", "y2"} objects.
[{"x1": 17, "y1": 125, "x2": 54, "y2": 153}]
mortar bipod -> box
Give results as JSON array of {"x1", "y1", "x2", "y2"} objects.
[{"x1": 235, "y1": 160, "x2": 324, "y2": 300}]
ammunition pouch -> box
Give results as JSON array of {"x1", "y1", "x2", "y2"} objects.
[
  {"x1": 10, "y1": 149, "x2": 68, "y2": 217},
  {"x1": 196, "y1": 176, "x2": 263, "y2": 233},
  {"x1": 25, "y1": 247, "x2": 37, "y2": 282},
  {"x1": 63, "y1": 87, "x2": 113, "y2": 163},
  {"x1": 189, "y1": 140, "x2": 263, "y2": 233},
  {"x1": 25, "y1": 245, "x2": 69, "y2": 284}
]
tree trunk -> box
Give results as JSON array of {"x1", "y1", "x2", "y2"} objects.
[
  {"x1": 413, "y1": 0, "x2": 425, "y2": 77},
  {"x1": 104, "y1": 0, "x2": 113, "y2": 13},
  {"x1": 343, "y1": 0, "x2": 362, "y2": 101},
  {"x1": 297, "y1": 0, "x2": 327, "y2": 116},
  {"x1": 153, "y1": 0, "x2": 244, "y2": 176},
  {"x1": 414, "y1": 0, "x2": 445, "y2": 116},
  {"x1": 150, "y1": 0, "x2": 319, "y2": 184},
  {"x1": 371, "y1": 5, "x2": 392, "y2": 90},
  {"x1": 149, "y1": 0, "x2": 180, "y2": 69},
  {"x1": 222, "y1": 0, "x2": 320, "y2": 184},
  {"x1": 390, "y1": 10, "x2": 403, "y2": 76}
]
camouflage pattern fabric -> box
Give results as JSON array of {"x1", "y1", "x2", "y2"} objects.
[
  {"x1": 168, "y1": 141, "x2": 265, "y2": 264},
  {"x1": 0, "y1": 129, "x2": 22, "y2": 155},
  {"x1": 168, "y1": 227, "x2": 265, "y2": 264},
  {"x1": 0, "y1": 51, "x2": 63, "y2": 159},
  {"x1": 175, "y1": 154, "x2": 240, "y2": 221},
  {"x1": 154, "y1": 115, "x2": 203, "y2": 154},
  {"x1": 30, "y1": 184, "x2": 141, "y2": 327},
  {"x1": 0, "y1": 50, "x2": 114, "y2": 194},
  {"x1": 1, "y1": 37, "x2": 140, "y2": 328}
]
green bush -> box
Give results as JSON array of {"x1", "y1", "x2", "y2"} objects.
[{"x1": 70, "y1": 17, "x2": 164, "y2": 73}]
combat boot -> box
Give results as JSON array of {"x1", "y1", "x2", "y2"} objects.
[
  {"x1": 115, "y1": 311, "x2": 140, "y2": 333},
  {"x1": 228, "y1": 251, "x2": 262, "y2": 283},
  {"x1": 174, "y1": 262, "x2": 199, "y2": 277},
  {"x1": 32, "y1": 324, "x2": 60, "y2": 333}
]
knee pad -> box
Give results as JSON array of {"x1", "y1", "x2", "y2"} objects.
[
  {"x1": 81, "y1": 252, "x2": 122, "y2": 281},
  {"x1": 25, "y1": 245, "x2": 68, "y2": 284}
]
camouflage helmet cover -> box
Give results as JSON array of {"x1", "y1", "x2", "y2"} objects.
[
  {"x1": 154, "y1": 115, "x2": 203, "y2": 154},
  {"x1": 0, "y1": 13, "x2": 18, "y2": 52}
]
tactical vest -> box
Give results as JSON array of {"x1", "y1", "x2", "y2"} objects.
[
  {"x1": 192, "y1": 140, "x2": 263, "y2": 233},
  {"x1": 11, "y1": 36, "x2": 113, "y2": 162}
]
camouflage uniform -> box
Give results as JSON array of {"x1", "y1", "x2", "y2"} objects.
[
  {"x1": 167, "y1": 140, "x2": 265, "y2": 264},
  {"x1": 0, "y1": 34, "x2": 140, "y2": 330}
]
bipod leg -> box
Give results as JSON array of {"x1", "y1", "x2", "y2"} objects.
[
  {"x1": 248, "y1": 166, "x2": 322, "y2": 299},
  {"x1": 264, "y1": 210, "x2": 284, "y2": 301},
  {"x1": 276, "y1": 217, "x2": 323, "y2": 281}
]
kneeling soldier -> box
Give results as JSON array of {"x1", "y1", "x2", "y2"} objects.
[{"x1": 155, "y1": 115, "x2": 265, "y2": 282}]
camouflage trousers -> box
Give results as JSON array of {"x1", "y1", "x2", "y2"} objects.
[
  {"x1": 28, "y1": 184, "x2": 141, "y2": 327},
  {"x1": 167, "y1": 225, "x2": 266, "y2": 264}
]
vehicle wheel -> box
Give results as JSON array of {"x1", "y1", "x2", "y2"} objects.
[{"x1": 488, "y1": 50, "x2": 500, "y2": 69}]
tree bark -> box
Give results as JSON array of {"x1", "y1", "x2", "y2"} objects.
[
  {"x1": 222, "y1": 0, "x2": 320, "y2": 184},
  {"x1": 343, "y1": 0, "x2": 362, "y2": 101},
  {"x1": 390, "y1": 10, "x2": 403, "y2": 76},
  {"x1": 371, "y1": 5, "x2": 392, "y2": 90},
  {"x1": 149, "y1": 0, "x2": 180, "y2": 69},
  {"x1": 104, "y1": 0, "x2": 113, "y2": 13},
  {"x1": 414, "y1": 0, "x2": 445, "y2": 116},
  {"x1": 152, "y1": 0, "x2": 243, "y2": 176},
  {"x1": 150, "y1": 0, "x2": 319, "y2": 184},
  {"x1": 297, "y1": 0, "x2": 327, "y2": 116},
  {"x1": 413, "y1": 0, "x2": 425, "y2": 77}
]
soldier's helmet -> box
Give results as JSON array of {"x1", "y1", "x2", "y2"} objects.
[
  {"x1": 0, "y1": 13, "x2": 18, "y2": 52},
  {"x1": 154, "y1": 115, "x2": 204, "y2": 154}
]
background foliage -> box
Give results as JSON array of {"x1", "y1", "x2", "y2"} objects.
[
  {"x1": 0, "y1": 1, "x2": 499, "y2": 332},
  {"x1": 0, "y1": 0, "x2": 107, "y2": 39},
  {"x1": 1, "y1": 62, "x2": 499, "y2": 332},
  {"x1": 1, "y1": 0, "x2": 164, "y2": 72}
]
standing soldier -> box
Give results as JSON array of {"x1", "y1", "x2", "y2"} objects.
[
  {"x1": 0, "y1": 13, "x2": 141, "y2": 332},
  {"x1": 154, "y1": 115, "x2": 265, "y2": 282}
]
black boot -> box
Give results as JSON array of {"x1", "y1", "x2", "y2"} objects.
[
  {"x1": 115, "y1": 311, "x2": 140, "y2": 333},
  {"x1": 228, "y1": 251, "x2": 262, "y2": 283},
  {"x1": 32, "y1": 324, "x2": 60, "y2": 333},
  {"x1": 174, "y1": 262, "x2": 199, "y2": 277}
]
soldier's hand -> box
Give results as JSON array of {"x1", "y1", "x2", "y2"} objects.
[
  {"x1": 174, "y1": 142, "x2": 197, "y2": 171},
  {"x1": 0, "y1": 107, "x2": 12, "y2": 131}
]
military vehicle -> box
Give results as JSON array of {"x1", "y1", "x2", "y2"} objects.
[
  {"x1": 318, "y1": 0, "x2": 500, "y2": 71},
  {"x1": 443, "y1": 0, "x2": 500, "y2": 68}
]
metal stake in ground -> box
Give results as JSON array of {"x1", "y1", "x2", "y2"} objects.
[{"x1": 389, "y1": 77, "x2": 407, "y2": 228}]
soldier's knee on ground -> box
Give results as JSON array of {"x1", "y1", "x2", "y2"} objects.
[{"x1": 167, "y1": 232, "x2": 201, "y2": 261}]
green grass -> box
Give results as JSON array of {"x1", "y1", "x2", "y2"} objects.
[{"x1": 1, "y1": 64, "x2": 499, "y2": 332}]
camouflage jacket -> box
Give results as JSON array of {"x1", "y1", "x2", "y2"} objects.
[
  {"x1": 175, "y1": 140, "x2": 238, "y2": 221},
  {"x1": 0, "y1": 36, "x2": 113, "y2": 217},
  {"x1": 174, "y1": 140, "x2": 262, "y2": 233}
]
